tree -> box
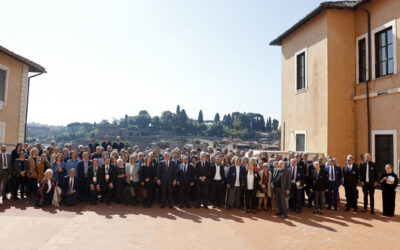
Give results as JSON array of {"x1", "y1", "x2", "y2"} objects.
[
  {"x1": 180, "y1": 109, "x2": 188, "y2": 123},
  {"x1": 136, "y1": 112, "x2": 151, "y2": 128},
  {"x1": 139, "y1": 110, "x2": 149, "y2": 116},
  {"x1": 272, "y1": 119, "x2": 279, "y2": 131},
  {"x1": 266, "y1": 117, "x2": 272, "y2": 132},
  {"x1": 99, "y1": 119, "x2": 110, "y2": 125},
  {"x1": 161, "y1": 111, "x2": 175, "y2": 129},
  {"x1": 198, "y1": 110, "x2": 204, "y2": 123},
  {"x1": 176, "y1": 105, "x2": 181, "y2": 116},
  {"x1": 214, "y1": 113, "x2": 220, "y2": 122},
  {"x1": 233, "y1": 118, "x2": 242, "y2": 136},
  {"x1": 151, "y1": 116, "x2": 161, "y2": 128}
]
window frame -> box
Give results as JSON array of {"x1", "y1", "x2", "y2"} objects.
[
  {"x1": 371, "y1": 20, "x2": 397, "y2": 80},
  {"x1": 294, "y1": 131, "x2": 307, "y2": 152},
  {"x1": 356, "y1": 34, "x2": 369, "y2": 84},
  {"x1": 294, "y1": 48, "x2": 307, "y2": 93},
  {"x1": 0, "y1": 64, "x2": 9, "y2": 107}
]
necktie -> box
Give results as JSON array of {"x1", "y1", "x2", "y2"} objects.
[
  {"x1": 67, "y1": 178, "x2": 73, "y2": 194},
  {"x1": 366, "y1": 162, "x2": 369, "y2": 182},
  {"x1": 291, "y1": 167, "x2": 295, "y2": 180},
  {"x1": 331, "y1": 167, "x2": 335, "y2": 181}
]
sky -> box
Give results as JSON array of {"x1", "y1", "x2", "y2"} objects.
[{"x1": 1, "y1": 0, "x2": 325, "y2": 125}]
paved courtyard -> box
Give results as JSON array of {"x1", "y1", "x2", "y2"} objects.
[{"x1": 0, "y1": 186, "x2": 399, "y2": 250}]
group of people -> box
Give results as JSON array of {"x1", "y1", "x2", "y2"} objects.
[{"x1": 0, "y1": 136, "x2": 397, "y2": 219}]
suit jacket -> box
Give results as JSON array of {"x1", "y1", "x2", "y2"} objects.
[
  {"x1": 177, "y1": 163, "x2": 195, "y2": 190},
  {"x1": 12, "y1": 158, "x2": 28, "y2": 177},
  {"x1": 87, "y1": 166, "x2": 103, "y2": 188},
  {"x1": 101, "y1": 141, "x2": 112, "y2": 151},
  {"x1": 311, "y1": 168, "x2": 328, "y2": 191},
  {"x1": 194, "y1": 161, "x2": 211, "y2": 182},
  {"x1": 156, "y1": 159, "x2": 177, "y2": 185},
  {"x1": 62, "y1": 175, "x2": 79, "y2": 196},
  {"x1": 226, "y1": 165, "x2": 246, "y2": 187},
  {"x1": 89, "y1": 143, "x2": 99, "y2": 153},
  {"x1": 100, "y1": 164, "x2": 116, "y2": 188},
  {"x1": 112, "y1": 141, "x2": 125, "y2": 152},
  {"x1": 77, "y1": 160, "x2": 92, "y2": 181},
  {"x1": 210, "y1": 164, "x2": 226, "y2": 183},
  {"x1": 288, "y1": 165, "x2": 305, "y2": 187},
  {"x1": 273, "y1": 168, "x2": 292, "y2": 192},
  {"x1": 325, "y1": 165, "x2": 342, "y2": 186},
  {"x1": 241, "y1": 170, "x2": 261, "y2": 190},
  {"x1": 343, "y1": 164, "x2": 359, "y2": 187},
  {"x1": 0, "y1": 153, "x2": 11, "y2": 174},
  {"x1": 359, "y1": 161, "x2": 379, "y2": 183}
]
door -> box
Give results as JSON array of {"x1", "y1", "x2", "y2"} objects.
[{"x1": 375, "y1": 134, "x2": 393, "y2": 176}]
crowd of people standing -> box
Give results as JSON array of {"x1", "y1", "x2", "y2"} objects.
[{"x1": 0, "y1": 136, "x2": 398, "y2": 218}]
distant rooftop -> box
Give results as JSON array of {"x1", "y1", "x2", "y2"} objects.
[
  {"x1": 0, "y1": 45, "x2": 46, "y2": 73},
  {"x1": 269, "y1": 0, "x2": 369, "y2": 46}
]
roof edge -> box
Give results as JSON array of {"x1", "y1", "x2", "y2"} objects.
[
  {"x1": 269, "y1": 0, "x2": 370, "y2": 46},
  {"x1": 0, "y1": 46, "x2": 46, "y2": 73}
]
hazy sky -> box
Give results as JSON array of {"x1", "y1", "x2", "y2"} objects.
[{"x1": 1, "y1": 0, "x2": 324, "y2": 125}]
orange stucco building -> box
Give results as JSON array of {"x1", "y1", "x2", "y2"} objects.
[
  {"x1": 0, "y1": 46, "x2": 45, "y2": 144},
  {"x1": 270, "y1": 0, "x2": 399, "y2": 175}
]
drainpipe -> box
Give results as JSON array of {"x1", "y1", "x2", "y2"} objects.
[
  {"x1": 24, "y1": 72, "x2": 43, "y2": 143},
  {"x1": 359, "y1": 7, "x2": 372, "y2": 153}
]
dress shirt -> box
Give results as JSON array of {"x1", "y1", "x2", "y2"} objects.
[
  {"x1": 329, "y1": 166, "x2": 335, "y2": 181},
  {"x1": 214, "y1": 165, "x2": 221, "y2": 180},
  {"x1": 234, "y1": 165, "x2": 240, "y2": 187},
  {"x1": 2, "y1": 153, "x2": 7, "y2": 169},
  {"x1": 291, "y1": 165, "x2": 297, "y2": 183},
  {"x1": 366, "y1": 162, "x2": 369, "y2": 183},
  {"x1": 84, "y1": 161, "x2": 89, "y2": 175},
  {"x1": 247, "y1": 171, "x2": 254, "y2": 190}
]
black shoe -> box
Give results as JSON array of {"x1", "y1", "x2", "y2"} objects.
[
  {"x1": 333, "y1": 207, "x2": 337, "y2": 211},
  {"x1": 160, "y1": 204, "x2": 166, "y2": 208},
  {"x1": 345, "y1": 207, "x2": 350, "y2": 211},
  {"x1": 320, "y1": 211, "x2": 324, "y2": 214},
  {"x1": 203, "y1": 205, "x2": 208, "y2": 209},
  {"x1": 296, "y1": 210, "x2": 301, "y2": 213},
  {"x1": 186, "y1": 204, "x2": 191, "y2": 208},
  {"x1": 370, "y1": 210, "x2": 375, "y2": 214},
  {"x1": 353, "y1": 208, "x2": 358, "y2": 213},
  {"x1": 281, "y1": 215, "x2": 287, "y2": 219},
  {"x1": 252, "y1": 209, "x2": 256, "y2": 214},
  {"x1": 275, "y1": 212, "x2": 282, "y2": 216},
  {"x1": 212, "y1": 205, "x2": 216, "y2": 209},
  {"x1": 313, "y1": 210, "x2": 318, "y2": 213},
  {"x1": 168, "y1": 204, "x2": 173, "y2": 209},
  {"x1": 362, "y1": 208, "x2": 367, "y2": 213},
  {"x1": 180, "y1": 204, "x2": 184, "y2": 208},
  {"x1": 195, "y1": 205, "x2": 201, "y2": 208},
  {"x1": 246, "y1": 209, "x2": 250, "y2": 213}
]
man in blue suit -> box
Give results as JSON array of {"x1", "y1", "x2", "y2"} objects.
[
  {"x1": 156, "y1": 152, "x2": 177, "y2": 208},
  {"x1": 226, "y1": 157, "x2": 246, "y2": 210},
  {"x1": 325, "y1": 159, "x2": 342, "y2": 210},
  {"x1": 177, "y1": 155, "x2": 195, "y2": 208},
  {"x1": 289, "y1": 159, "x2": 305, "y2": 213},
  {"x1": 62, "y1": 168, "x2": 79, "y2": 206}
]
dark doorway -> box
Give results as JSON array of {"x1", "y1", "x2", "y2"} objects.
[{"x1": 375, "y1": 134, "x2": 393, "y2": 176}]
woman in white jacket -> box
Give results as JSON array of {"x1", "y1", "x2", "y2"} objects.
[{"x1": 257, "y1": 163, "x2": 272, "y2": 212}]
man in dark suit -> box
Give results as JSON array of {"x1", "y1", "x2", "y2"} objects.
[
  {"x1": 88, "y1": 137, "x2": 99, "y2": 154},
  {"x1": 195, "y1": 152, "x2": 211, "y2": 209},
  {"x1": 101, "y1": 135, "x2": 112, "y2": 151},
  {"x1": 100, "y1": 156, "x2": 116, "y2": 205},
  {"x1": 87, "y1": 159, "x2": 103, "y2": 205},
  {"x1": 306, "y1": 155, "x2": 318, "y2": 207},
  {"x1": 77, "y1": 152, "x2": 92, "y2": 201},
  {"x1": 343, "y1": 155, "x2": 359, "y2": 212},
  {"x1": 156, "y1": 152, "x2": 177, "y2": 208},
  {"x1": 152, "y1": 150, "x2": 163, "y2": 204},
  {"x1": 11, "y1": 151, "x2": 28, "y2": 200},
  {"x1": 210, "y1": 155, "x2": 226, "y2": 208},
  {"x1": 273, "y1": 160, "x2": 292, "y2": 218},
  {"x1": 226, "y1": 157, "x2": 246, "y2": 210},
  {"x1": 177, "y1": 156, "x2": 195, "y2": 208},
  {"x1": 112, "y1": 136, "x2": 125, "y2": 152},
  {"x1": 62, "y1": 168, "x2": 79, "y2": 206},
  {"x1": 289, "y1": 159, "x2": 305, "y2": 213},
  {"x1": 0, "y1": 145, "x2": 11, "y2": 200},
  {"x1": 359, "y1": 153, "x2": 379, "y2": 214},
  {"x1": 325, "y1": 159, "x2": 342, "y2": 210}
]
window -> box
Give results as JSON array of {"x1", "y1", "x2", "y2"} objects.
[
  {"x1": 296, "y1": 52, "x2": 306, "y2": 90},
  {"x1": 295, "y1": 133, "x2": 306, "y2": 152},
  {"x1": 0, "y1": 69, "x2": 5, "y2": 102},
  {"x1": 358, "y1": 38, "x2": 367, "y2": 82},
  {"x1": 375, "y1": 27, "x2": 393, "y2": 78}
]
